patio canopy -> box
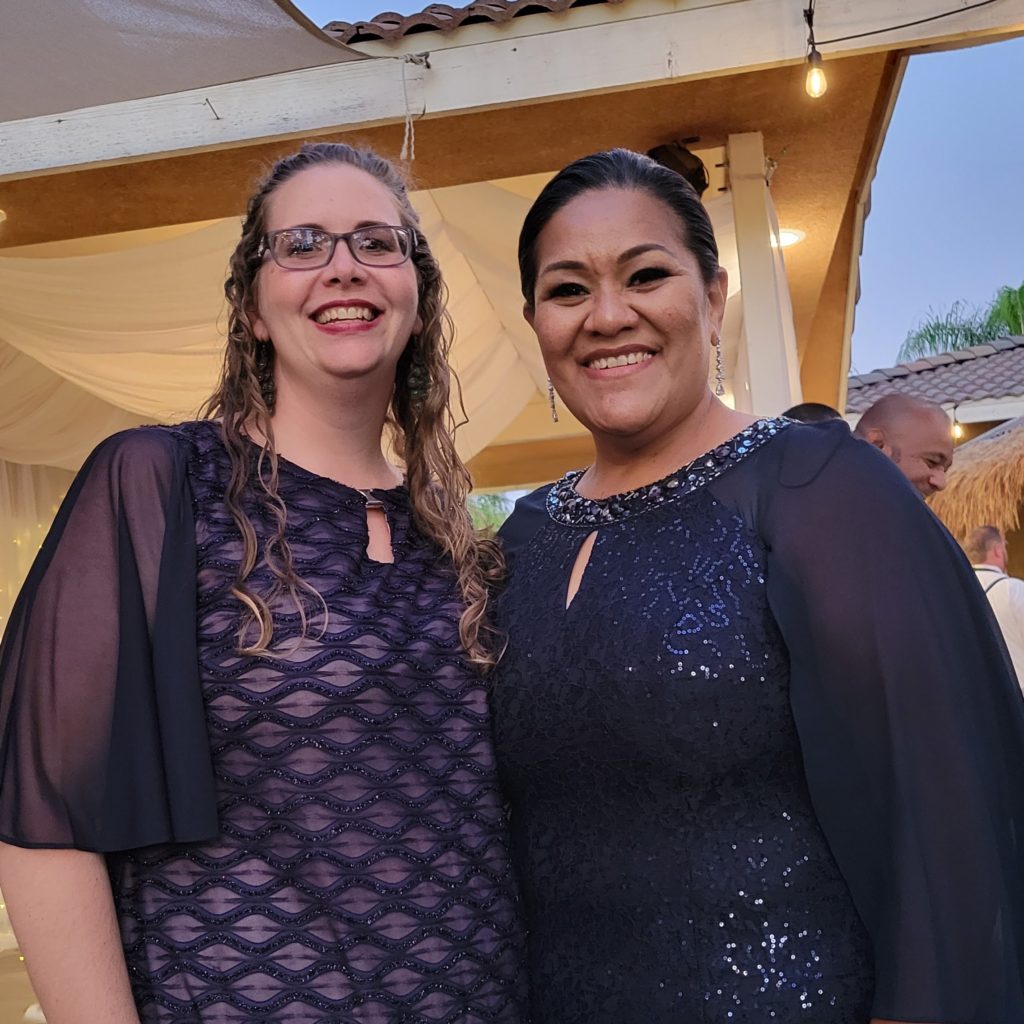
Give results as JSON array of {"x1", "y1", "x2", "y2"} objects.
[{"x1": 0, "y1": 0, "x2": 364, "y2": 122}]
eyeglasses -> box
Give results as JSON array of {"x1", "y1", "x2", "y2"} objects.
[{"x1": 259, "y1": 225, "x2": 415, "y2": 270}]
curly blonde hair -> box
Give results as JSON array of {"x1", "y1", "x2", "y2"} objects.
[{"x1": 200, "y1": 142, "x2": 503, "y2": 666}]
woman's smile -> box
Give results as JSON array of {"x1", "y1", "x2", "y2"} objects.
[
  {"x1": 582, "y1": 347, "x2": 656, "y2": 375},
  {"x1": 309, "y1": 299, "x2": 382, "y2": 332},
  {"x1": 527, "y1": 186, "x2": 727, "y2": 448}
]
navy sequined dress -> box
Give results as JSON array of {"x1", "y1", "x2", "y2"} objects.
[
  {"x1": 0, "y1": 420, "x2": 526, "y2": 1023},
  {"x1": 493, "y1": 418, "x2": 1024, "y2": 1024}
]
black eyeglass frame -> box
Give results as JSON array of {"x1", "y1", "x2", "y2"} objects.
[{"x1": 258, "y1": 225, "x2": 416, "y2": 270}]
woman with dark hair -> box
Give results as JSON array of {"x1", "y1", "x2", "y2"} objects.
[
  {"x1": 493, "y1": 148, "x2": 1024, "y2": 1023},
  {"x1": 0, "y1": 143, "x2": 525, "y2": 1023}
]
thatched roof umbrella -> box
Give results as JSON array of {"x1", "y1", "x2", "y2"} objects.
[{"x1": 929, "y1": 416, "x2": 1024, "y2": 538}]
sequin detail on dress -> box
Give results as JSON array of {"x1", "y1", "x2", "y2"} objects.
[
  {"x1": 493, "y1": 419, "x2": 874, "y2": 1023},
  {"x1": 108, "y1": 421, "x2": 526, "y2": 1024},
  {"x1": 546, "y1": 417, "x2": 789, "y2": 527}
]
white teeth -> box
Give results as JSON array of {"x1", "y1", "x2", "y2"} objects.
[
  {"x1": 313, "y1": 306, "x2": 376, "y2": 324},
  {"x1": 588, "y1": 351, "x2": 653, "y2": 370}
]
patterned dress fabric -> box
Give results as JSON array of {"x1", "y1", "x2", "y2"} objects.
[
  {"x1": 102, "y1": 421, "x2": 526, "y2": 1023},
  {"x1": 492, "y1": 418, "x2": 1024, "y2": 1024}
]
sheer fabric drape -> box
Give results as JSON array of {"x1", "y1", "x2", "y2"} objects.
[{"x1": 0, "y1": 461, "x2": 74, "y2": 627}]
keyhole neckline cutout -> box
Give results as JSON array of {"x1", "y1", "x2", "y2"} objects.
[
  {"x1": 360, "y1": 490, "x2": 395, "y2": 565},
  {"x1": 565, "y1": 530, "x2": 599, "y2": 610}
]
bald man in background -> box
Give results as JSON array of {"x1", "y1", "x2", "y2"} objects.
[{"x1": 853, "y1": 394, "x2": 954, "y2": 497}]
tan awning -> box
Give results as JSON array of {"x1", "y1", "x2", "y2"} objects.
[{"x1": 1, "y1": 0, "x2": 366, "y2": 122}]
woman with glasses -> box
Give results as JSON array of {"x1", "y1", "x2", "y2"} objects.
[{"x1": 0, "y1": 143, "x2": 526, "y2": 1023}]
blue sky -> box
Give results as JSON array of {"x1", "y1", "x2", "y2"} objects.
[{"x1": 301, "y1": 1, "x2": 1024, "y2": 376}]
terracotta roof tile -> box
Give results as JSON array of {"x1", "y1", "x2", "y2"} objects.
[
  {"x1": 846, "y1": 335, "x2": 1024, "y2": 413},
  {"x1": 324, "y1": 0, "x2": 625, "y2": 44}
]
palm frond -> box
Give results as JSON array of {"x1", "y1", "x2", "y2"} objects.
[
  {"x1": 898, "y1": 300, "x2": 999, "y2": 361},
  {"x1": 986, "y1": 282, "x2": 1024, "y2": 337}
]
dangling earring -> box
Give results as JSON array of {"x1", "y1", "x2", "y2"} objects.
[
  {"x1": 714, "y1": 333, "x2": 725, "y2": 397},
  {"x1": 406, "y1": 339, "x2": 431, "y2": 405},
  {"x1": 255, "y1": 339, "x2": 276, "y2": 411},
  {"x1": 547, "y1": 378, "x2": 559, "y2": 423}
]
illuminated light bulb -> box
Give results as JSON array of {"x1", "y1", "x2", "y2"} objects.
[
  {"x1": 951, "y1": 404, "x2": 964, "y2": 440},
  {"x1": 773, "y1": 228, "x2": 806, "y2": 249},
  {"x1": 805, "y1": 49, "x2": 828, "y2": 99}
]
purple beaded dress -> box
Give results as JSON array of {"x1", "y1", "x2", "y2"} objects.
[{"x1": 0, "y1": 420, "x2": 526, "y2": 1024}]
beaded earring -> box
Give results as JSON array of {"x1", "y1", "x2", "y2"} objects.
[
  {"x1": 547, "y1": 378, "x2": 559, "y2": 423},
  {"x1": 714, "y1": 334, "x2": 725, "y2": 397},
  {"x1": 406, "y1": 339, "x2": 431, "y2": 404},
  {"x1": 255, "y1": 340, "x2": 276, "y2": 411}
]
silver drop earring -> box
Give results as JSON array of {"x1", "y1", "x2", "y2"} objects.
[
  {"x1": 714, "y1": 334, "x2": 725, "y2": 397},
  {"x1": 547, "y1": 378, "x2": 559, "y2": 423}
]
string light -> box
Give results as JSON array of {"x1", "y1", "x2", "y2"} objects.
[
  {"x1": 952, "y1": 403, "x2": 964, "y2": 441},
  {"x1": 804, "y1": 0, "x2": 1003, "y2": 99},
  {"x1": 803, "y1": 3, "x2": 827, "y2": 98},
  {"x1": 817, "y1": 0, "x2": 1004, "y2": 46}
]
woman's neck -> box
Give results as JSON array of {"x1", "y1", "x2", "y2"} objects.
[
  {"x1": 256, "y1": 376, "x2": 402, "y2": 490},
  {"x1": 579, "y1": 396, "x2": 758, "y2": 499}
]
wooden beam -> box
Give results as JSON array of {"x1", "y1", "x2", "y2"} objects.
[
  {"x1": 3, "y1": 0, "x2": 1022, "y2": 179},
  {"x1": 468, "y1": 436, "x2": 595, "y2": 490}
]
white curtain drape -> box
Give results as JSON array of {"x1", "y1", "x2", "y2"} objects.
[{"x1": 0, "y1": 182, "x2": 742, "y2": 621}]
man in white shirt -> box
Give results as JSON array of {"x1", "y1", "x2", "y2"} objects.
[{"x1": 965, "y1": 524, "x2": 1024, "y2": 693}]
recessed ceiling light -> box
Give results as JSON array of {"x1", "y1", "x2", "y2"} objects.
[{"x1": 774, "y1": 228, "x2": 805, "y2": 248}]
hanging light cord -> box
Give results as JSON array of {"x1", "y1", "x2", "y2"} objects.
[
  {"x1": 804, "y1": 1, "x2": 818, "y2": 51},
  {"x1": 817, "y1": 0, "x2": 1004, "y2": 47}
]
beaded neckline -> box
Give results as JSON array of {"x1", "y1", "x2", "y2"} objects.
[{"x1": 546, "y1": 417, "x2": 791, "y2": 527}]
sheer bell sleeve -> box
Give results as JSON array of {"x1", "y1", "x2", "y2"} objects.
[
  {"x1": 760, "y1": 422, "x2": 1024, "y2": 1022},
  {"x1": 497, "y1": 486, "x2": 552, "y2": 568},
  {"x1": 0, "y1": 427, "x2": 218, "y2": 852}
]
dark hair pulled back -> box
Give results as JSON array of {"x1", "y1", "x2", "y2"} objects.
[{"x1": 517, "y1": 148, "x2": 720, "y2": 306}]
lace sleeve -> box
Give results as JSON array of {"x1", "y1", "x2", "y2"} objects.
[
  {"x1": 761, "y1": 425, "x2": 1024, "y2": 1021},
  {"x1": 0, "y1": 428, "x2": 218, "y2": 852}
]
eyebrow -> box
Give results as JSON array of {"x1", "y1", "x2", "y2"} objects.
[
  {"x1": 275, "y1": 220, "x2": 392, "y2": 232},
  {"x1": 539, "y1": 243, "x2": 675, "y2": 277}
]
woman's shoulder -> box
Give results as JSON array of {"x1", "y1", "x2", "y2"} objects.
[
  {"x1": 497, "y1": 483, "x2": 555, "y2": 562},
  {"x1": 741, "y1": 417, "x2": 899, "y2": 491},
  {"x1": 773, "y1": 417, "x2": 923, "y2": 499},
  {"x1": 84, "y1": 420, "x2": 217, "y2": 485}
]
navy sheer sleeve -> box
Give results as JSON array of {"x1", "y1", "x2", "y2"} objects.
[
  {"x1": 759, "y1": 422, "x2": 1024, "y2": 1021},
  {"x1": 497, "y1": 485, "x2": 551, "y2": 568},
  {"x1": 0, "y1": 427, "x2": 218, "y2": 852}
]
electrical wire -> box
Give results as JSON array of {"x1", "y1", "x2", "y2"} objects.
[{"x1": 817, "y1": 0, "x2": 1005, "y2": 47}]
